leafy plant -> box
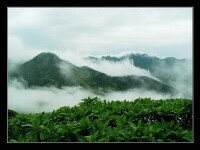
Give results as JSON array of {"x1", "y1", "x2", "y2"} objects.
[{"x1": 8, "y1": 97, "x2": 192, "y2": 142}]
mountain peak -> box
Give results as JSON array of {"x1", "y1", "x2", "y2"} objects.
[
  {"x1": 35, "y1": 52, "x2": 60, "y2": 59},
  {"x1": 31, "y1": 52, "x2": 61, "y2": 63}
]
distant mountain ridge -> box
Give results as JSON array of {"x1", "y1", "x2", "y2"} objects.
[
  {"x1": 85, "y1": 53, "x2": 189, "y2": 85},
  {"x1": 8, "y1": 52, "x2": 174, "y2": 95}
]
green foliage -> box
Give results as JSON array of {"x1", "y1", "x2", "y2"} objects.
[
  {"x1": 8, "y1": 97, "x2": 192, "y2": 142},
  {"x1": 8, "y1": 109, "x2": 18, "y2": 119}
]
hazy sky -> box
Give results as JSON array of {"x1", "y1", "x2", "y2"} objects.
[{"x1": 8, "y1": 7, "x2": 192, "y2": 62}]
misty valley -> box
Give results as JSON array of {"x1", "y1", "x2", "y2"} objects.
[{"x1": 8, "y1": 52, "x2": 192, "y2": 142}]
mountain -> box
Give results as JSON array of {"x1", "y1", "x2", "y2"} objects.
[
  {"x1": 85, "y1": 53, "x2": 189, "y2": 85},
  {"x1": 9, "y1": 52, "x2": 174, "y2": 95}
]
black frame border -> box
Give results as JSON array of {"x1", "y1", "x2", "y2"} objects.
[{"x1": 1, "y1": 0, "x2": 199, "y2": 145}]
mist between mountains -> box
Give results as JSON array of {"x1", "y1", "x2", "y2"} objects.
[{"x1": 8, "y1": 52, "x2": 192, "y2": 113}]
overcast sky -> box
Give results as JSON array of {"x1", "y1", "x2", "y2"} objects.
[{"x1": 8, "y1": 7, "x2": 192, "y2": 62}]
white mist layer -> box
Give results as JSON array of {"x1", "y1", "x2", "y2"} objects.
[
  {"x1": 56, "y1": 51, "x2": 155, "y2": 78},
  {"x1": 8, "y1": 79, "x2": 173, "y2": 113},
  {"x1": 8, "y1": 83, "x2": 95, "y2": 113}
]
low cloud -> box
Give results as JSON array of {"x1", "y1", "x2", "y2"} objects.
[
  {"x1": 151, "y1": 59, "x2": 193, "y2": 99},
  {"x1": 8, "y1": 79, "x2": 95, "y2": 113},
  {"x1": 56, "y1": 51, "x2": 156, "y2": 79},
  {"x1": 173, "y1": 60, "x2": 193, "y2": 99},
  {"x1": 56, "y1": 61, "x2": 75, "y2": 79},
  {"x1": 85, "y1": 59, "x2": 153, "y2": 77},
  {"x1": 101, "y1": 89, "x2": 171, "y2": 101},
  {"x1": 8, "y1": 79, "x2": 176, "y2": 113}
]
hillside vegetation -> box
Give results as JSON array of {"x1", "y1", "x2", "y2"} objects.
[
  {"x1": 8, "y1": 52, "x2": 174, "y2": 94},
  {"x1": 8, "y1": 97, "x2": 192, "y2": 142},
  {"x1": 86, "y1": 53, "x2": 189, "y2": 85}
]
